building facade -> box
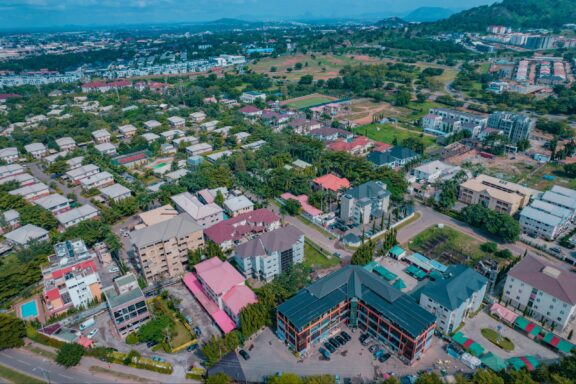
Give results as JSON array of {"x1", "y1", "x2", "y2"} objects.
[
  {"x1": 340, "y1": 181, "x2": 390, "y2": 225},
  {"x1": 487, "y1": 111, "x2": 534, "y2": 143},
  {"x1": 103, "y1": 273, "x2": 150, "y2": 337}
]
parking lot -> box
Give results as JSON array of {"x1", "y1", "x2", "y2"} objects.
[
  {"x1": 460, "y1": 311, "x2": 559, "y2": 361},
  {"x1": 377, "y1": 257, "x2": 427, "y2": 293},
  {"x1": 235, "y1": 327, "x2": 471, "y2": 382}
]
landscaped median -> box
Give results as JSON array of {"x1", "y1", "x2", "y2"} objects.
[
  {"x1": 108, "y1": 351, "x2": 173, "y2": 374},
  {"x1": 481, "y1": 328, "x2": 515, "y2": 352}
]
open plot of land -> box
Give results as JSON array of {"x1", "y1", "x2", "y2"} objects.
[
  {"x1": 522, "y1": 163, "x2": 576, "y2": 191},
  {"x1": 354, "y1": 123, "x2": 436, "y2": 148},
  {"x1": 303, "y1": 242, "x2": 340, "y2": 270},
  {"x1": 281, "y1": 93, "x2": 338, "y2": 109},
  {"x1": 407, "y1": 225, "x2": 491, "y2": 266},
  {"x1": 338, "y1": 98, "x2": 404, "y2": 125}
]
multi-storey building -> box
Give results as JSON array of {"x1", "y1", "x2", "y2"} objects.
[
  {"x1": 276, "y1": 266, "x2": 436, "y2": 364},
  {"x1": 340, "y1": 181, "x2": 390, "y2": 225},
  {"x1": 519, "y1": 200, "x2": 572, "y2": 240},
  {"x1": 103, "y1": 273, "x2": 150, "y2": 337},
  {"x1": 458, "y1": 174, "x2": 534, "y2": 215},
  {"x1": 234, "y1": 225, "x2": 304, "y2": 281},
  {"x1": 42, "y1": 240, "x2": 101, "y2": 316},
  {"x1": 487, "y1": 111, "x2": 534, "y2": 143},
  {"x1": 503, "y1": 255, "x2": 576, "y2": 331},
  {"x1": 171, "y1": 192, "x2": 223, "y2": 228},
  {"x1": 131, "y1": 213, "x2": 204, "y2": 282},
  {"x1": 540, "y1": 186, "x2": 576, "y2": 221},
  {"x1": 419, "y1": 265, "x2": 488, "y2": 334}
]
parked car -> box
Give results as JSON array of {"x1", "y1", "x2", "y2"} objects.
[
  {"x1": 152, "y1": 355, "x2": 166, "y2": 362},
  {"x1": 336, "y1": 335, "x2": 346, "y2": 345},
  {"x1": 319, "y1": 347, "x2": 331, "y2": 358},
  {"x1": 329, "y1": 337, "x2": 340, "y2": 348},
  {"x1": 239, "y1": 350, "x2": 250, "y2": 360},
  {"x1": 146, "y1": 340, "x2": 158, "y2": 348},
  {"x1": 369, "y1": 344, "x2": 379, "y2": 354},
  {"x1": 341, "y1": 331, "x2": 351, "y2": 341},
  {"x1": 359, "y1": 333, "x2": 371, "y2": 345},
  {"x1": 378, "y1": 352, "x2": 391, "y2": 363},
  {"x1": 187, "y1": 344, "x2": 198, "y2": 352},
  {"x1": 87, "y1": 329, "x2": 99, "y2": 339},
  {"x1": 185, "y1": 315, "x2": 193, "y2": 324},
  {"x1": 324, "y1": 342, "x2": 336, "y2": 354},
  {"x1": 108, "y1": 266, "x2": 120, "y2": 273},
  {"x1": 194, "y1": 326, "x2": 202, "y2": 336}
]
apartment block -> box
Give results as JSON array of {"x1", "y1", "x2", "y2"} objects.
[
  {"x1": 488, "y1": 111, "x2": 534, "y2": 143},
  {"x1": 131, "y1": 213, "x2": 204, "y2": 282},
  {"x1": 458, "y1": 174, "x2": 534, "y2": 215},
  {"x1": 340, "y1": 181, "x2": 390, "y2": 225},
  {"x1": 103, "y1": 273, "x2": 150, "y2": 337}
]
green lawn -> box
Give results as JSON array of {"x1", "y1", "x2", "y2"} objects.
[
  {"x1": 355, "y1": 124, "x2": 435, "y2": 147},
  {"x1": 408, "y1": 225, "x2": 489, "y2": 265},
  {"x1": 481, "y1": 328, "x2": 515, "y2": 352},
  {"x1": 303, "y1": 242, "x2": 340, "y2": 269},
  {"x1": 0, "y1": 364, "x2": 45, "y2": 384},
  {"x1": 284, "y1": 96, "x2": 336, "y2": 109}
]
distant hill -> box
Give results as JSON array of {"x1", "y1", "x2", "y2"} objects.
[
  {"x1": 404, "y1": 7, "x2": 455, "y2": 23},
  {"x1": 375, "y1": 17, "x2": 409, "y2": 29},
  {"x1": 209, "y1": 18, "x2": 254, "y2": 26},
  {"x1": 430, "y1": 0, "x2": 576, "y2": 31}
]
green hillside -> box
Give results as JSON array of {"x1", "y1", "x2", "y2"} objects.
[{"x1": 430, "y1": 0, "x2": 576, "y2": 31}]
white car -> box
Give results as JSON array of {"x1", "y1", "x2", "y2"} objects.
[
  {"x1": 87, "y1": 329, "x2": 99, "y2": 339},
  {"x1": 108, "y1": 266, "x2": 120, "y2": 273}
]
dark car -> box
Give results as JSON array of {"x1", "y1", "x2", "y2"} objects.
[
  {"x1": 194, "y1": 326, "x2": 202, "y2": 336},
  {"x1": 336, "y1": 335, "x2": 346, "y2": 345},
  {"x1": 359, "y1": 333, "x2": 370, "y2": 345},
  {"x1": 324, "y1": 342, "x2": 336, "y2": 353},
  {"x1": 319, "y1": 347, "x2": 331, "y2": 358},
  {"x1": 329, "y1": 337, "x2": 340, "y2": 349},
  {"x1": 146, "y1": 340, "x2": 158, "y2": 348},
  {"x1": 239, "y1": 350, "x2": 250, "y2": 360},
  {"x1": 187, "y1": 344, "x2": 198, "y2": 352},
  {"x1": 369, "y1": 344, "x2": 379, "y2": 354},
  {"x1": 378, "y1": 353, "x2": 391, "y2": 363},
  {"x1": 341, "y1": 331, "x2": 351, "y2": 341}
]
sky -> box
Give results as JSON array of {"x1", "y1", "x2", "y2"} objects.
[{"x1": 0, "y1": 0, "x2": 496, "y2": 29}]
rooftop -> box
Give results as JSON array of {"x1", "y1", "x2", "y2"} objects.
[
  {"x1": 343, "y1": 180, "x2": 390, "y2": 201},
  {"x1": 171, "y1": 192, "x2": 223, "y2": 220},
  {"x1": 313, "y1": 174, "x2": 351, "y2": 192},
  {"x1": 421, "y1": 265, "x2": 488, "y2": 310},
  {"x1": 508, "y1": 255, "x2": 576, "y2": 305},
  {"x1": 5, "y1": 224, "x2": 48, "y2": 245},
  {"x1": 195, "y1": 257, "x2": 245, "y2": 296},
  {"x1": 138, "y1": 204, "x2": 178, "y2": 227},
  {"x1": 235, "y1": 225, "x2": 304, "y2": 259},
  {"x1": 277, "y1": 265, "x2": 436, "y2": 336},
  {"x1": 204, "y1": 208, "x2": 280, "y2": 244},
  {"x1": 131, "y1": 213, "x2": 202, "y2": 248},
  {"x1": 223, "y1": 195, "x2": 254, "y2": 213}
]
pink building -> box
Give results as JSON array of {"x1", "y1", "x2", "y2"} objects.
[
  {"x1": 183, "y1": 257, "x2": 257, "y2": 333},
  {"x1": 280, "y1": 193, "x2": 322, "y2": 220}
]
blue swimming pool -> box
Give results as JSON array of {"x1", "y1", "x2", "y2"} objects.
[{"x1": 21, "y1": 300, "x2": 38, "y2": 318}]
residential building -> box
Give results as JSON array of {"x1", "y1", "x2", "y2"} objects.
[
  {"x1": 326, "y1": 136, "x2": 373, "y2": 156},
  {"x1": 519, "y1": 200, "x2": 572, "y2": 240},
  {"x1": 241, "y1": 140, "x2": 267, "y2": 151},
  {"x1": 367, "y1": 146, "x2": 420, "y2": 168},
  {"x1": 55, "y1": 137, "x2": 76, "y2": 151},
  {"x1": 312, "y1": 174, "x2": 351, "y2": 193},
  {"x1": 199, "y1": 120, "x2": 219, "y2": 132},
  {"x1": 165, "y1": 169, "x2": 189, "y2": 182},
  {"x1": 280, "y1": 193, "x2": 323, "y2": 221},
  {"x1": 425, "y1": 108, "x2": 487, "y2": 137},
  {"x1": 458, "y1": 174, "x2": 535, "y2": 215},
  {"x1": 309, "y1": 127, "x2": 353, "y2": 142},
  {"x1": 240, "y1": 91, "x2": 266, "y2": 104},
  {"x1": 5, "y1": 224, "x2": 49, "y2": 247},
  {"x1": 540, "y1": 186, "x2": 576, "y2": 220},
  {"x1": 429, "y1": 108, "x2": 488, "y2": 128},
  {"x1": 171, "y1": 192, "x2": 224, "y2": 228},
  {"x1": 94, "y1": 143, "x2": 117, "y2": 156},
  {"x1": 36, "y1": 194, "x2": 70, "y2": 215},
  {"x1": 183, "y1": 257, "x2": 257, "y2": 332},
  {"x1": 66, "y1": 156, "x2": 84, "y2": 170},
  {"x1": 186, "y1": 143, "x2": 213, "y2": 156},
  {"x1": 340, "y1": 181, "x2": 390, "y2": 225},
  {"x1": 9, "y1": 182, "x2": 50, "y2": 201},
  {"x1": 422, "y1": 114, "x2": 462, "y2": 137},
  {"x1": 56, "y1": 204, "x2": 99, "y2": 229},
  {"x1": 0, "y1": 164, "x2": 25, "y2": 180},
  {"x1": 419, "y1": 265, "x2": 488, "y2": 334},
  {"x1": 92, "y1": 129, "x2": 111, "y2": 144},
  {"x1": 118, "y1": 124, "x2": 137, "y2": 140},
  {"x1": 189, "y1": 112, "x2": 207, "y2": 123},
  {"x1": 137, "y1": 204, "x2": 178, "y2": 228},
  {"x1": 103, "y1": 273, "x2": 150, "y2": 337},
  {"x1": 288, "y1": 119, "x2": 322, "y2": 135},
  {"x1": 143, "y1": 120, "x2": 162, "y2": 130},
  {"x1": 100, "y1": 184, "x2": 132, "y2": 202},
  {"x1": 204, "y1": 208, "x2": 281, "y2": 250},
  {"x1": 487, "y1": 111, "x2": 534, "y2": 143},
  {"x1": 235, "y1": 225, "x2": 304, "y2": 282},
  {"x1": 131, "y1": 213, "x2": 204, "y2": 282},
  {"x1": 160, "y1": 129, "x2": 185, "y2": 141},
  {"x1": 66, "y1": 164, "x2": 100, "y2": 184},
  {"x1": 503, "y1": 255, "x2": 576, "y2": 331},
  {"x1": 167, "y1": 116, "x2": 186, "y2": 128},
  {"x1": 0, "y1": 209, "x2": 20, "y2": 234},
  {"x1": 80, "y1": 171, "x2": 114, "y2": 190},
  {"x1": 412, "y1": 161, "x2": 461, "y2": 183},
  {"x1": 24, "y1": 143, "x2": 48, "y2": 159},
  {"x1": 238, "y1": 105, "x2": 262, "y2": 118},
  {"x1": 223, "y1": 195, "x2": 254, "y2": 217},
  {"x1": 111, "y1": 151, "x2": 150, "y2": 169},
  {"x1": 0, "y1": 147, "x2": 19, "y2": 164},
  {"x1": 141, "y1": 132, "x2": 160, "y2": 144},
  {"x1": 276, "y1": 266, "x2": 436, "y2": 363}
]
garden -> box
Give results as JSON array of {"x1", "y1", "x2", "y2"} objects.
[{"x1": 481, "y1": 328, "x2": 515, "y2": 352}]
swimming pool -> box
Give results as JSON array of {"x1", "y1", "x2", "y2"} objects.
[
  {"x1": 153, "y1": 162, "x2": 167, "y2": 169},
  {"x1": 21, "y1": 300, "x2": 39, "y2": 319}
]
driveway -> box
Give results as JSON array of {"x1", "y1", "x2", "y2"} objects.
[{"x1": 27, "y1": 162, "x2": 91, "y2": 205}]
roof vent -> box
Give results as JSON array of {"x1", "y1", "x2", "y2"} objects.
[{"x1": 542, "y1": 266, "x2": 561, "y2": 279}]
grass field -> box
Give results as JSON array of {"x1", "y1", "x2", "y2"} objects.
[
  {"x1": 303, "y1": 242, "x2": 340, "y2": 270},
  {"x1": 0, "y1": 364, "x2": 45, "y2": 384},
  {"x1": 522, "y1": 163, "x2": 576, "y2": 191},
  {"x1": 408, "y1": 225, "x2": 489, "y2": 265},
  {"x1": 481, "y1": 328, "x2": 515, "y2": 352},
  {"x1": 284, "y1": 95, "x2": 336, "y2": 109},
  {"x1": 354, "y1": 123, "x2": 436, "y2": 147}
]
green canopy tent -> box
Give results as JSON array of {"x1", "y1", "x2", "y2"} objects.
[
  {"x1": 481, "y1": 352, "x2": 507, "y2": 372},
  {"x1": 374, "y1": 265, "x2": 397, "y2": 281},
  {"x1": 392, "y1": 279, "x2": 407, "y2": 290},
  {"x1": 507, "y1": 356, "x2": 539, "y2": 371},
  {"x1": 542, "y1": 332, "x2": 574, "y2": 354},
  {"x1": 513, "y1": 316, "x2": 542, "y2": 336}
]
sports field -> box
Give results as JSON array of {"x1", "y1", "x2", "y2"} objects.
[
  {"x1": 354, "y1": 123, "x2": 436, "y2": 147},
  {"x1": 282, "y1": 94, "x2": 337, "y2": 109}
]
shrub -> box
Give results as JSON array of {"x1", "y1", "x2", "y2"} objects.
[
  {"x1": 480, "y1": 242, "x2": 498, "y2": 254},
  {"x1": 125, "y1": 332, "x2": 140, "y2": 345},
  {"x1": 56, "y1": 343, "x2": 85, "y2": 367}
]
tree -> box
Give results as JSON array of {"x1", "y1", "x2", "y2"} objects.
[
  {"x1": 281, "y1": 199, "x2": 301, "y2": 216},
  {"x1": 56, "y1": 343, "x2": 85, "y2": 367},
  {"x1": 564, "y1": 163, "x2": 576, "y2": 178},
  {"x1": 214, "y1": 190, "x2": 225, "y2": 206},
  {"x1": 206, "y1": 373, "x2": 232, "y2": 384},
  {"x1": 137, "y1": 315, "x2": 173, "y2": 343},
  {"x1": 351, "y1": 240, "x2": 376, "y2": 266},
  {"x1": 416, "y1": 373, "x2": 443, "y2": 384},
  {"x1": 269, "y1": 373, "x2": 303, "y2": 384},
  {"x1": 460, "y1": 205, "x2": 520, "y2": 242},
  {"x1": 0, "y1": 314, "x2": 26, "y2": 350},
  {"x1": 481, "y1": 242, "x2": 498, "y2": 254}
]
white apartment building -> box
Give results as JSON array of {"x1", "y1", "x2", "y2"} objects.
[{"x1": 503, "y1": 255, "x2": 576, "y2": 331}]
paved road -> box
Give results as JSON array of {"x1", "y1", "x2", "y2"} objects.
[{"x1": 27, "y1": 162, "x2": 91, "y2": 205}]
